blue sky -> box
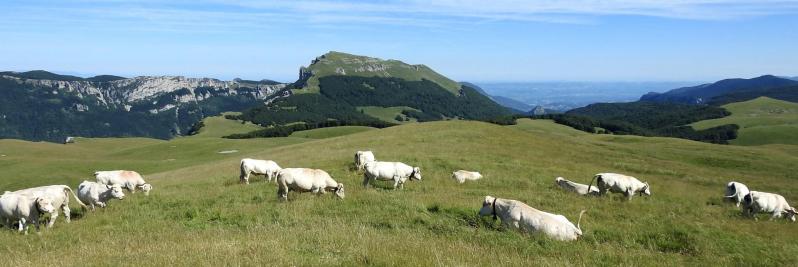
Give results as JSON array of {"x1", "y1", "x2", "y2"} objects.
[{"x1": 1, "y1": 0, "x2": 796, "y2": 82}]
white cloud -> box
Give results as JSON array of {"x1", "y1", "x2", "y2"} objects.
[{"x1": 2, "y1": 0, "x2": 797, "y2": 32}]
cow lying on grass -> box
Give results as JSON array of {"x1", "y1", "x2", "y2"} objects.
[
  {"x1": 478, "y1": 196, "x2": 585, "y2": 241},
  {"x1": 555, "y1": 177, "x2": 599, "y2": 196},
  {"x1": 452, "y1": 170, "x2": 482, "y2": 184}
]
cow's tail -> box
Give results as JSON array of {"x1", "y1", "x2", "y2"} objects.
[
  {"x1": 63, "y1": 186, "x2": 87, "y2": 207},
  {"x1": 587, "y1": 174, "x2": 600, "y2": 194},
  {"x1": 576, "y1": 210, "x2": 587, "y2": 232},
  {"x1": 239, "y1": 160, "x2": 247, "y2": 181}
]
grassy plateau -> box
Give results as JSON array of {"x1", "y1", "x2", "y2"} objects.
[
  {"x1": 692, "y1": 97, "x2": 798, "y2": 145},
  {"x1": 0, "y1": 117, "x2": 797, "y2": 266}
]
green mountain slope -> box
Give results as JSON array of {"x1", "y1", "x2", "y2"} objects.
[
  {"x1": 230, "y1": 52, "x2": 511, "y2": 137},
  {"x1": 293, "y1": 51, "x2": 461, "y2": 94},
  {"x1": 1, "y1": 120, "x2": 797, "y2": 265},
  {"x1": 691, "y1": 97, "x2": 798, "y2": 145}
]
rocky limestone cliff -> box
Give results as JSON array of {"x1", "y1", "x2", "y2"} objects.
[{"x1": 1, "y1": 74, "x2": 285, "y2": 113}]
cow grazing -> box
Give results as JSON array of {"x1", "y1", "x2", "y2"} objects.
[
  {"x1": 77, "y1": 181, "x2": 126, "y2": 211},
  {"x1": 0, "y1": 192, "x2": 55, "y2": 233},
  {"x1": 587, "y1": 173, "x2": 650, "y2": 200},
  {"x1": 276, "y1": 168, "x2": 344, "y2": 201},
  {"x1": 724, "y1": 181, "x2": 750, "y2": 207},
  {"x1": 12, "y1": 185, "x2": 86, "y2": 227},
  {"x1": 95, "y1": 170, "x2": 152, "y2": 196},
  {"x1": 555, "y1": 177, "x2": 600, "y2": 196},
  {"x1": 239, "y1": 158, "x2": 282, "y2": 184},
  {"x1": 363, "y1": 161, "x2": 421, "y2": 190},
  {"x1": 742, "y1": 191, "x2": 797, "y2": 222},
  {"x1": 452, "y1": 170, "x2": 482, "y2": 184},
  {"x1": 478, "y1": 196, "x2": 585, "y2": 241},
  {"x1": 354, "y1": 151, "x2": 376, "y2": 171}
]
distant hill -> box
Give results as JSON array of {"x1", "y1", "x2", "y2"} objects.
[
  {"x1": 293, "y1": 51, "x2": 461, "y2": 94},
  {"x1": 228, "y1": 52, "x2": 512, "y2": 138},
  {"x1": 462, "y1": 82, "x2": 530, "y2": 113},
  {"x1": 640, "y1": 75, "x2": 798, "y2": 104},
  {"x1": 0, "y1": 70, "x2": 85, "y2": 81},
  {"x1": 691, "y1": 97, "x2": 798, "y2": 145},
  {"x1": 544, "y1": 75, "x2": 798, "y2": 144},
  {"x1": 709, "y1": 85, "x2": 798, "y2": 105},
  {"x1": 0, "y1": 71, "x2": 285, "y2": 142},
  {"x1": 563, "y1": 102, "x2": 736, "y2": 144}
]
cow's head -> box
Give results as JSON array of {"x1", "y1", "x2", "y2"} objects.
[
  {"x1": 334, "y1": 184, "x2": 345, "y2": 199},
  {"x1": 478, "y1": 196, "x2": 497, "y2": 217},
  {"x1": 140, "y1": 183, "x2": 153, "y2": 196},
  {"x1": 107, "y1": 184, "x2": 126, "y2": 200},
  {"x1": 784, "y1": 207, "x2": 797, "y2": 222},
  {"x1": 411, "y1": 167, "x2": 422, "y2": 181},
  {"x1": 640, "y1": 182, "x2": 651, "y2": 196},
  {"x1": 35, "y1": 197, "x2": 55, "y2": 214}
]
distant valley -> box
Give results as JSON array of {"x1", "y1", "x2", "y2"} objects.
[{"x1": 475, "y1": 81, "x2": 699, "y2": 111}]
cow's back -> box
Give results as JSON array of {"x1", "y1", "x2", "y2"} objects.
[{"x1": 12, "y1": 185, "x2": 68, "y2": 208}]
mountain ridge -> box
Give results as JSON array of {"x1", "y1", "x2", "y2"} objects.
[
  {"x1": 0, "y1": 71, "x2": 286, "y2": 141},
  {"x1": 640, "y1": 75, "x2": 798, "y2": 104}
]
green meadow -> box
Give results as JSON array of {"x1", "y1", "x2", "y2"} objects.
[
  {"x1": 692, "y1": 97, "x2": 798, "y2": 145},
  {"x1": 0, "y1": 117, "x2": 796, "y2": 265}
]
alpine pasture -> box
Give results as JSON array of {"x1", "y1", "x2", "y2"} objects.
[{"x1": 1, "y1": 117, "x2": 796, "y2": 265}]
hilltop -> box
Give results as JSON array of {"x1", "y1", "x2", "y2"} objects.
[{"x1": 1, "y1": 118, "x2": 797, "y2": 265}]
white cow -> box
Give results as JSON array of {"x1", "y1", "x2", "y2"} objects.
[
  {"x1": 478, "y1": 196, "x2": 585, "y2": 241},
  {"x1": 587, "y1": 173, "x2": 650, "y2": 200},
  {"x1": 276, "y1": 168, "x2": 345, "y2": 201},
  {"x1": 362, "y1": 161, "x2": 421, "y2": 190},
  {"x1": 452, "y1": 170, "x2": 482, "y2": 184},
  {"x1": 77, "y1": 181, "x2": 126, "y2": 211},
  {"x1": 95, "y1": 170, "x2": 152, "y2": 195},
  {"x1": 239, "y1": 158, "x2": 282, "y2": 184},
  {"x1": 742, "y1": 191, "x2": 797, "y2": 222},
  {"x1": 724, "y1": 181, "x2": 750, "y2": 207},
  {"x1": 0, "y1": 191, "x2": 55, "y2": 233},
  {"x1": 354, "y1": 151, "x2": 376, "y2": 171},
  {"x1": 555, "y1": 177, "x2": 600, "y2": 196},
  {"x1": 12, "y1": 185, "x2": 86, "y2": 227}
]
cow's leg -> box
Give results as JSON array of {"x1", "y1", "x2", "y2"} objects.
[
  {"x1": 18, "y1": 218, "x2": 25, "y2": 232},
  {"x1": 392, "y1": 179, "x2": 400, "y2": 190},
  {"x1": 47, "y1": 209, "x2": 59, "y2": 228},
  {"x1": 362, "y1": 174, "x2": 370, "y2": 188},
  {"x1": 98, "y1": 202, "x2": 107, "y2": 209},
  {"x1": 62, "y1": 205, "x2": 71, "y2": 223}
]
